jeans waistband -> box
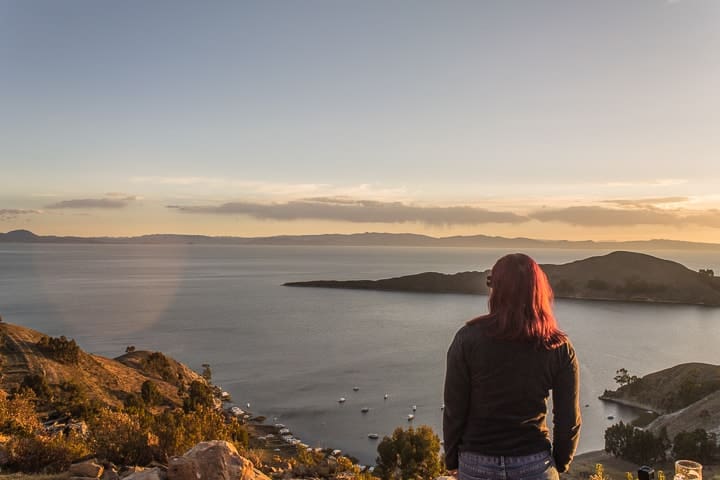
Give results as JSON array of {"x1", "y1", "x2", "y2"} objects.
[{"x1": 459, "y1": 450, "x2": 551, "y2": 467}]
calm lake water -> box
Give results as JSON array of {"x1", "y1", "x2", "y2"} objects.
[{"x1": 1, "y1": 244, "x2": 720, "y2": 465}]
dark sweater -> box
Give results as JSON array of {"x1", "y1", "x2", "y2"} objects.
[{"x1": 443, "y1": 322, "x2": 581, "y2": 472}]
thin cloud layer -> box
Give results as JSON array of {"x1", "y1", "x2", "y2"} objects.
[
  {"x1": 603, "y1": 197, "x2": 689, "y2": 207},
  {"x1": 167, "y1": 199, "x2": 528, "y2": 225},
  {"x1": 0, "y1": 209, "x2": 41, "y2": 221},
  {"x1": 529, "y1": 206, "x2": 720, "y2": 227},
  {"x1": 46, "y1": 196, "x2": 137, "y2": 209}
]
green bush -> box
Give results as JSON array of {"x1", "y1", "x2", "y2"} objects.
[
  {"x1": 183, "y1": 380, "x2": 215, "y2": 412},
  {"x1": 5, "y1": 432, "x2": 91, "y2": 473},
  {"x1": 605, "y1": 422, "x2": 668, "y2": 464},
  {"x1": 672, "y1": 429, "x2": 719, "y2": 463},
  {"x1": 375, "y1": 425, "x2": 442, "y2": 480},
  {"x1": 141, "y1": 380, "x2": 163, "y2": 406},
  {"x1": 37, "y1": 335, "x2": 80, "y2": 364},
  {"x1": 142, "y1": 352, "x2": 174, "y2": 382}
]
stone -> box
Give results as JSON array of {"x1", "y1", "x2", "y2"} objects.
[
  {"x1": 70, "y1": 460, "x2": 104, "y2": 478},
  {"x1": 169, "y1": 440, "x2": 271, "y2": 480},
  {"x1": 101, "y1": 467, "x2": 120, "y2": 480},
  {"x1": 120, "y1": 466, "x2": 145, "y2": 478},
  {"x1": 168, "y1": 456, "x2": 200, "y2": 480},
  {"x1": 122, "y1": 467, "x2": 165, "y2": 480}
]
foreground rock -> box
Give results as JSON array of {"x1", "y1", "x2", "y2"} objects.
[{"x1": 168, "y1": 440, "x2": 270, "y2": 480}]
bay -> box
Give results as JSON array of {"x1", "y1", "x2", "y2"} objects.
[{"x1": 1, "y1": 244, "x2": 719, "y2": 465}]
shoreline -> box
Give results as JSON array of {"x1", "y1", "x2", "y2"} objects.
[{"x1": 598, "y1": 395, "x2": 660, "y2": 415}]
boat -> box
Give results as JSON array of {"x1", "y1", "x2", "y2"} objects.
[
  {"x1": 412, "y1": 405, "x2": 417, "y2": 411},
  {"x1": 440, "y1": 404, "x2": 445, "y2": 410},
  {"x1": 368, "y1": 433, "x2": 379, "y2": 439},
  {"x1": 353, "y1": 386, "x2": 360, "y2": 391},
  {"x1": 407, "y1": 414, "x2": 414, "y2": 421},
  {"x1": 607, "y1": 415, "x2": 615, "y2": 420},
  {"x1": 384, "y1": 394, "x2": 389, "y2": 400},
  {"x1": 361, "y1": 407, "x2": 370, "y2": 413},
  {"x1": 338, "y1": 397, "x2": 346, "y2": 403}
]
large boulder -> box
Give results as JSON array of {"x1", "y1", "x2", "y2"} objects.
[
  {"x1": 168, "y1": 440, "x2": 270, "y2": 480},
  {"x1": 70, "y1": 460, "x2": 104, "y2": 478}
]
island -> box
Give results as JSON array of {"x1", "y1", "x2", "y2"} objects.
[{"x1": 285, "y1": 251, "x2": 720, "y2": 307}]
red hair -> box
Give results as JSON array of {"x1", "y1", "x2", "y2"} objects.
[{"x1": 468, "y1": 253, "x2": 567, "y2": 350}]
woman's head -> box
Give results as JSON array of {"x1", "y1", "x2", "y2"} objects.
[{"x1": 472, "y1": 253, "x2": 567, "y2": 349}]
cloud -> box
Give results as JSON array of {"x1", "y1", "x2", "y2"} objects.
[
  {"x1": 46, "y1": 196, "x2": 137, "y2": 209},
  {"x1": 529, "y1": 205, "x2": 720, "y2": 227},
  {"x1": 0, "y1": 209, "x2": 42, "y2": 221},
  {"x1": 603, "y1": 197, "x2": 689, "y2": 207},
  {"x1": 604, "y1": 178, "x2": 688, "y2": 187},
  {"x1": 131, "y1": 176, "x2": 409, "y2": 200},
  {"x1": 167, "y1": 198, "x2": 528, "y2": 225}
]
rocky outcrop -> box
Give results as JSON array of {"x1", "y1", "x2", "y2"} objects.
[
  {"x1": 70, "y1": 460, "x2": 104, "y2": 479},
  {"x1": 168, "y1": 440, "x2": 270, "y2": 480}
]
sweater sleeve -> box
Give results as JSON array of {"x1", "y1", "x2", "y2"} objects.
[
  {"x1": 443, "y1": 329, "x2": 471, "y2": 471},
  {"x1": 551, "y1": 342, "x2": 582, "y2": 473}
]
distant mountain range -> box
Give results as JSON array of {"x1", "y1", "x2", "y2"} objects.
[
  {"x1": 2, "y1": 229, "x2": 720, "y2": 250},
  {"x1": 286, "y1": 251, "x2": 720, "y2": 306}
]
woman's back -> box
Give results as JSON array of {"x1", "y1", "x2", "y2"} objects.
[{"x1": 445, "y1": 322, "x2": 579, "y2": 460}]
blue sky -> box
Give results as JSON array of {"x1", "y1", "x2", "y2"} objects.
[{"x1": 1, "y1": 1, "x2": 718, "y2": 240}]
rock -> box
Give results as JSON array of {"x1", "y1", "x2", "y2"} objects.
[
  {"x1": 70, "y1": 460, "x2": 104, "y2": 478},
  {"x1": 123, "y1": 467, "x2": 165, "y2": 480},
  {"x1": 101, "y1": 466, "x2": 120, "y2": 480},
  {"x1": 168, "y1": 456, "x2": 199, "y2": 480},
  {"x1": 120, "y1": 466, "x2": 145, "y2": 478},
  {"x1": 168, "y1": 440, "x2": 271, "y2": 480}
]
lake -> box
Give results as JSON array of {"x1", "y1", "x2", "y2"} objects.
[{"x1": 1, "y1": 243, "x2": 719, "y2": 465}]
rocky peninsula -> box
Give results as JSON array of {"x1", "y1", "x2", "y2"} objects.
[{"x1": 285, "y1": 251, "x2": 720, "y2": 307}]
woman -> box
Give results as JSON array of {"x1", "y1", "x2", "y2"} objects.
[{"x1": 443, "y1": 253, "x2": 581, "y2": 480}]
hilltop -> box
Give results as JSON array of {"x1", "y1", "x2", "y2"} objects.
[
  {"x1": 2, "y1": 229, "x2": 720, "y2": 251},
  {"x1": 286, "y1": 251, "x2": 720, "y2": 306}
]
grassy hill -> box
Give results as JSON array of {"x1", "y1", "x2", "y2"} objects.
[
  {"x1": 0, "y1": 322, "x2": 203, "y2": 409},
  {"x1": 601, "y1": 362, "x2": 720, "y2": 440},
  {"x1": 286, "y1": 251, "x2": 720, "y2": 306}
]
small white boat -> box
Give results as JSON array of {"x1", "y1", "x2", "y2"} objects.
[
  {"x1": 440, "y1": 404, "x2": 445, "y2": 410},
  {"x1": 368, "y1": 433, "x2": 379, "y2": 439},
  {"x1": 407, "y1": 414, "x2": 415, "y2": 421},
  {"x1": 338, "y1": 397, "x2": 346, "y2": 403},
  {"x1": 353, "y1": 386, "x2": 360, "y2": 391},
  {"x1": 384, "y1": 394, "x2": 389, "y2": 400},
  {"x1": 361, "y1": 407, "x2": 370, "y2": 413},
  {"x1": 412, "y1": 405, "x2": 417, "y2": 411}
]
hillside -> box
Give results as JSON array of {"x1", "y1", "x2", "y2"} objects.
[
  {"x1": 286, "y1": 251, "x2": 720, "y2": 306},
  {"x1": 600, "y1": 363, "x2": 720, "y2": 438},
  {"x1": 0, "y1": 322, "x2": 204, "y2": 409}
]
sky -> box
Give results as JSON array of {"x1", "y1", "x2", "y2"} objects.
[{"x1": 1, "y1": 0, "x2": 719, "y2": 241}]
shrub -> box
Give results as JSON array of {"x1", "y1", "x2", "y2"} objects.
[
  {"x1": 672, "y1": 429, "x2": 719, "y2": 463},
  {"x1": 605, "y1": 422, "x2": 668, "y2": 464},
  {"x1": 0, "y1": 390, "x2": 43, "y2": 437},
  {"x1": 141, "y1": 380, "x2": 163, "y2": 406},
  {"x1": 37, "y1": 335, "x2": 80, "y2": 364},
  {"x1": 5, "y1": 432, "x2": 91, "y2": 473},
  {"x1": 375, "y1": 425, "x2": 442, "y2": 480},
  {"x1": 142, "y1": 352, "x2": 174, "y2": 382},
  {"x1": 183, "y1": 380, "x2": 215, "y2": 412}
]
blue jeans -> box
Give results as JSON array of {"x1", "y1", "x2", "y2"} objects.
[{"x1": 458, "y1": 450, "x2": 559, "y2": 480}]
